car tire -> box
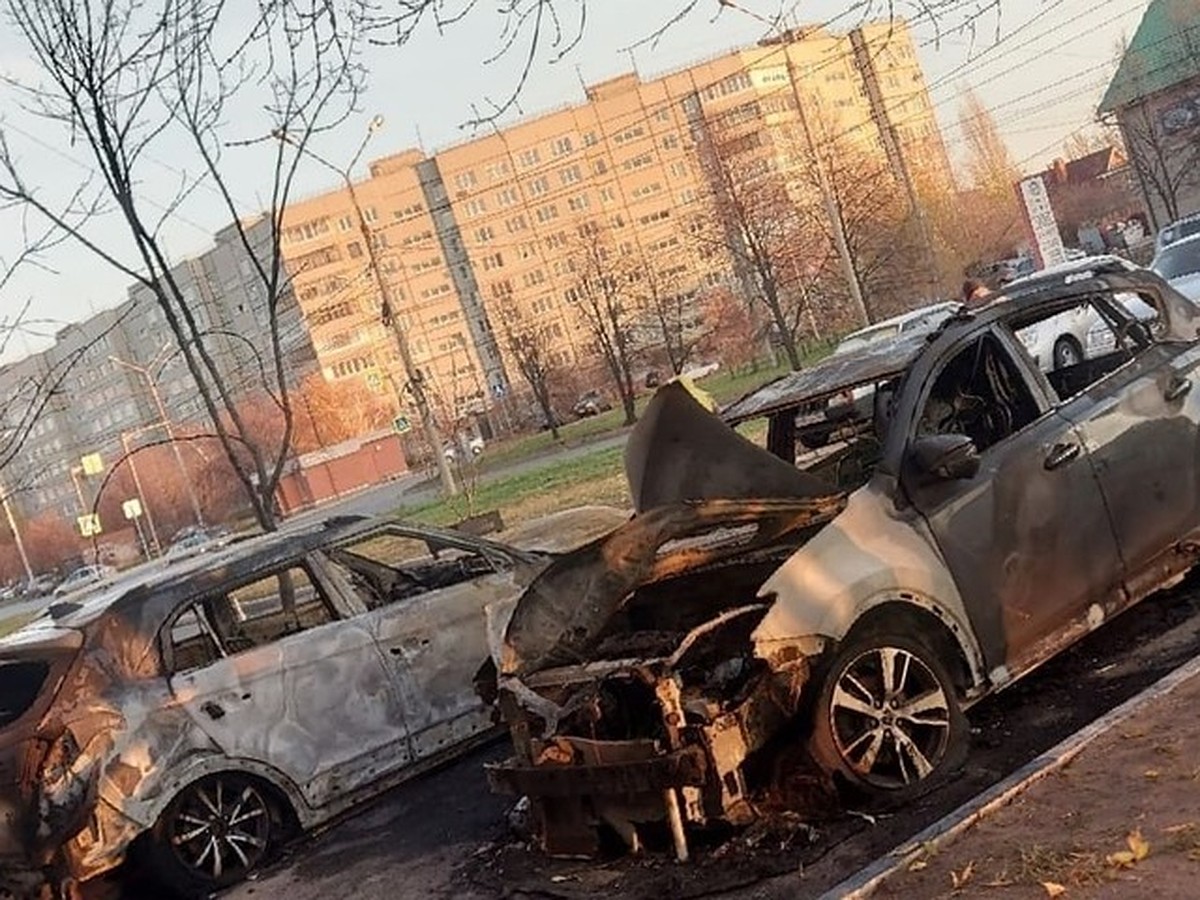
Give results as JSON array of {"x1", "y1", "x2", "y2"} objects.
[
  {"x1": 142, "y1": 772, "x2": 282, "y2": 897},
  {"x1": 807, "y1": 631, "x2": 968, "y2": 804},
  {"x1": 1053, "y1": 336, "x2": 1083, "y2": 369}
]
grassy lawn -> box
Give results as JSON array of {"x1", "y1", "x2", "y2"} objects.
[
  {"x1": 476, "y1": 348, "x2": 833, "y2": 474},
  {"x1": 405, "y1": 444, "x2": 630, "y2": 527},
  {"x1": 0, "y1": 612, "x2": 36, "y2": 638}
]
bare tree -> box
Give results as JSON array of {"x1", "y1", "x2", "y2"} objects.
[
  {"x1": 1109, "y1": 98, "x2": 1200, "y2": 227},
  {"x1": 567, "y1": 225, "x2": 640, "y2": 426},
  {"x1": 501, "y1": 307, "x2": 563, "y2": 440},
  {"x1": 0, "y1": 0, "x2": 364, "y2": 531},
  {"x1": 639, "y1": 260, "x2": 713, "y2": 376}
]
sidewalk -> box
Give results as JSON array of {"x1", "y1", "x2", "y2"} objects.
[{"x1": 871, "y1": 659, "x2": 1200, "y2": 899}]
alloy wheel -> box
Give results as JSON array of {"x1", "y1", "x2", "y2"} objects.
[
  {"x1": 828, "y1": 645, "x2": 952, "y2": 789},
  {"x1": 168, "y1": 775, "x2": 272, "y2": 883}
]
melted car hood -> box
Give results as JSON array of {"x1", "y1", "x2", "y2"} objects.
[
  {"x1": 500, "y1": 381, "x2": 846, "y2": 676},
  {"x1": 624, "y1": 381, "x2": 828, "y2": 512}
]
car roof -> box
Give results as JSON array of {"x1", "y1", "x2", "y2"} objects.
[
  {"x1": 838, "y1": 301, "x2": 958, "y2": 342},
  {"x1": 723, "y1": 325, "x2": 943, "y2": 424},
  {"x1": 28, "y1": 514, "x2": 535, "y2": 635},
  {"x1": 723, "y1": 265, "x2": 1194, "y2": 425}
]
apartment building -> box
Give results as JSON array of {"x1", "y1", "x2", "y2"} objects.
[
  {"x1": 279, "y1": 19, "x2": 948, "y2": 423},
  {"x1": 0, "y1": 222, "x2": 317, "y2": 525}
]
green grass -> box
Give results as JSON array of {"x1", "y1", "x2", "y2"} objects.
[
  {"x1": 0, "y1": 612, "x2": 36, "y2": 638},
  {"x1": 404, "y1": 444, "x2": 629, "y2": 527},
  {"x1": 477, "y1": 349, "x2": 834, "y2": 474}
]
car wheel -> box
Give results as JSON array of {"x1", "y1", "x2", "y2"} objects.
[
  {"x1": 1053, "y1": 336, "x2": 1083, "y2": 369},
  {"x1": 808, "y1": 632, "x2": 967, "y2": 801},
  {"x1": 144, "y1": 772, "x2": 280, "y2": 896}
]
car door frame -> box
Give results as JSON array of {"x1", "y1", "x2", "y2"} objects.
[
  {"x1": 162, "y1": 551, "x2": 416, "y2": 809},
  {"x1": 888, "y1": 318, "x2": 1127, "y2": 682}
]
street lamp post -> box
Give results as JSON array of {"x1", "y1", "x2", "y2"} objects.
[
  {"x1": 119, "y1": 428, "x2": 164, "y2": 555},
  {"x1": 0, "y1": 480, "x2": 34, "y2": 585},
  {"x1": 277, "y1": 118, "x2": 459, "y2": 497},
  {"x1": 110, "y1": 347, "x2": 206, "y2": 527}
]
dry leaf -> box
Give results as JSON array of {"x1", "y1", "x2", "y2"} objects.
[
  {"x1": 1107, "y1": 849, "x2": 1136, "y2": 868},
  {"x1": 1188, "y1": 848, "x2": 1200, "y2": 862},
  {"x1": 1042, "y1": 883, "x2": 1067, "y2": 898},
  {"x1": 1164, "y1": 822, "x2": 1198, "y2": 834},
  {"x1": 950, "y1": 860, "x2": 975, "y2": 889},
  {"x1": 1144, "y1": 769, "x2": 1161, "y2": 779},
  {"x1": 908, "y1": 859, "x2": 928, "y2": 872},
  {"x1": 1128, "y1": 829, "x2": 1151, "y2": 861}
]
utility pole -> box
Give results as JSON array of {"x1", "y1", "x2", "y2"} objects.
[
  {"x1": 0, "y1": 480, "x2": 33, "y2": 584},
  {"x1": 120, "y1": 428, "x2": 163, "y2": 555},
  {"x1": 277, "y1": 117, "x2": 458, "y2": 497},
  {"x1": 111, "y1": 348, "x2": 206, "y2": 528},
  {"x1": 849, "y1": 27, "x2": 940, "y2": 297}
]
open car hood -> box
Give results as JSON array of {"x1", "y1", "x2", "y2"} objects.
[
  {"x1": 498, "y1": 381, "x2": 846, "y2": 677},
  {"x1": 624, "y1": 381, "x2": 829, "y2": 512}
]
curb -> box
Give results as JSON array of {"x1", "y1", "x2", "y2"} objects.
[{"x1": 819, "y1": 651, "x2": 1200, "y2": 900}]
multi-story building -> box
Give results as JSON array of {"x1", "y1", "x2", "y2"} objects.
[
  {"x1": 279, "y1": 19, "x2": 948, "y2": 423},
  {"x1": 0, "y1": 222, "x2": 318, "y2": 525}
]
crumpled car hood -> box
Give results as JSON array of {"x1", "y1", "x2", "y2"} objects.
[
  {"x1": 498, "y1": 381, "x2": 845, "y2": 677},
  {"x1": 623, "y1": 381, "x2": 828, "y2": 512}
]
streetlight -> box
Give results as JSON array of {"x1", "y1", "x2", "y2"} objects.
[
  {"x1": 276, "y1": 116, "x2": 458, "y2": 497},
  {"x1": 0, "y1": 477, "x2": 34, "y2": 585},
  {"x1": 718, "y1": 0, "x2": 870, "y2": 326},
  {"x1": 110, "y1": 345, "x2": 206, "y2": 528}
]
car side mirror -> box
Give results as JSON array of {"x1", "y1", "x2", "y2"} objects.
[{"x1": 909, "y1": 433, "x2": 980, "y2": 482}]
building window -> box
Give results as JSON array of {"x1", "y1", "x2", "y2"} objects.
[
  {"x1": 337, "y1": 215, "x2": 354, "y2": 232},
  {"x1": 567, "y1": 194, "x2": 590, "y2": 212},
  {"x1": 363, "y1": 207, "x2": 378, "y2": 223},
  {"x1": 559, "y1": 165, "x2": 582, "y2": 185},
  {"x1": 474, "y1": 226, "x2": 496, "y2": 244},
  {"x1": 535, "y1": 204, "x2": 559, "y2": 223},
  {"x1": 454, "y1": 170, "x2": 479, "y2": 190},
  {"x1": 465, "y1": 197, "x2": 488, "y2": 217},
  {"x1": 528, "y1": 176, "x2": 550, "y2": 197},
  {"x1": 347, "y1": 242, "x2": 363, "y2": 259},
  {"x1": 485, "y1": 160, "x2": 511, "y2": 180},
  {"x1": 505, "y1": 214, "x2": 528, "y2": 234},
  {"x1": 518, "y1": 147, "x2": 541, "y2": 168},
  {"x1": 593, "y1": 158, "x2": 608, "y2": 175},
  {"x1": 496, "y1": 187, "x2": 519, "y2": 208},
  {"x1": 551, "y1": 136, "x2": 574, "y2": 157}
]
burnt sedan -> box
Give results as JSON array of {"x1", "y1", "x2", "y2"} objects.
[
  {"x1": 0, "y1": 508, "x2": 625, "y2": 898},
  {"x1": 486, "y1": 261, "x2": 1200, "y2": 859}
]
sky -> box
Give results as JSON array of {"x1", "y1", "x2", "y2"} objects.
[{"x1": 0, "y1": 0, "x2": 1152, "y2": 362}]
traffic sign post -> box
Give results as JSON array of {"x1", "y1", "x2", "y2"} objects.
[
  {"x1": 77, "y1": 514, "x2": 102, "y2": 537},
  {"x1": 392, "y1": 415, "x2": 412, "y2": 435}
]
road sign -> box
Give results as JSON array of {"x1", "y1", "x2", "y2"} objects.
[
  {"x1": 80, "y1": 453, "x2": 104, "y2": 476},
  {"x1": 77, "y1": 514, "x2": 102, "y2": 537},
  {"x1": 392, "y1": 415, "x2": 412, "y2": 435},
  {"x1": 366, "y1": 372, "x2": 383, "y2": 393},
  {"x1": 122, "y1": 498, "x2": 143, "y2": 520},
  {"x1": 1017, "y1": 174, "x2": 1067, "y2": 270}
]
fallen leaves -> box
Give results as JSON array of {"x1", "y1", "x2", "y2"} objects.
[
  {"x1": 950, "y1": 860, "x2": 974, "y2": 889},
  {"x1": 1041, "y1": 882, "x2": 1067, "y2": 898},
  {"x1": 1106, "y1": 829, "x2": 1151, "y2": 869}
]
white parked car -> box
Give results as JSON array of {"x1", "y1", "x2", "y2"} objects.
[
  {"x1": 0, "y1": 509, "x2": 626, "y2": 897},
  {"x1": 51, "y1": 564, "x2": 117, "y2": 597},
  {"x1": 1151, "y1": 232, "x2": 1200, "y2": 303}
]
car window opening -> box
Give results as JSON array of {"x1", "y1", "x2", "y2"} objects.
[
  {"x1": 328, "y1": 536, "x2": 498, "y2": 611},
  {"x1": 0, "y1": 660, "x2": 51, "y2": 727},
  {"x1": 918, "y1": 333, "x2": 1040, "y2": 452}
]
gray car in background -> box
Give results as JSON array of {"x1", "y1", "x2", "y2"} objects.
[{"x1": 1152, "y1": 232, "x2": 1200, "y2": 303}]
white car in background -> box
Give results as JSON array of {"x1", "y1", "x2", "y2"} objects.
[
  {"x1": 1151, "y1": 232, "x2": 1200, "y2": 303},
  {"x1": 1006, "y1": 255, "x2": 1143, "y2": 370},
  {"x1": 796, "y1": 301, "x2": 960, "y2": 448}
]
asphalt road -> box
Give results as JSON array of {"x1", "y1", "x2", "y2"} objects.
[{"x1": 158, "y1": 573, "x2": 1200, "y2": 900}]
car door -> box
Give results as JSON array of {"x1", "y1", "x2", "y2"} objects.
[
  {"x1": 329, "y1": 527, "x2": 520, "y2": 761},
  {"x1": 1051, "y1": 294, "x2": 1200, "y2": 594},
  {"x1": 166, "y1": 557, "x2": 413, "y2": 808},
  {"x1": 901, "y1": 328, "x2": 1126, "y2": 681}
]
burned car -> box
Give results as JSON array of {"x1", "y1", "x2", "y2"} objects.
[
  {"x1": 0, "y1": 508, "x2": 625, "y2": 897},
  {"x1": 486, "y1": 261, "x2": 1200, "y2": 859}
]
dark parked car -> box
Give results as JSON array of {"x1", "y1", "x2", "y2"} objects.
[{"x1": 486, "y1": 261, "x2": 1200, "y2": 859}]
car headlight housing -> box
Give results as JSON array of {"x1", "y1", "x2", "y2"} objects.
[{"x1": 1086, "y1": 324, "x2": 1115, "y2": 355}]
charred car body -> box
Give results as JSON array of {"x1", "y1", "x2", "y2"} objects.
[
  {"x1": 0, "y1": 509, "x2": 624, "y2": 897},
  {"x1": 487, "y1": 262, "x2": 1200, "y2": 859}
]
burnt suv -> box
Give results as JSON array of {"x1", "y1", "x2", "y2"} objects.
[{"x1": 485, "y1": 261, "x2": 1200, "y2": 859}]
